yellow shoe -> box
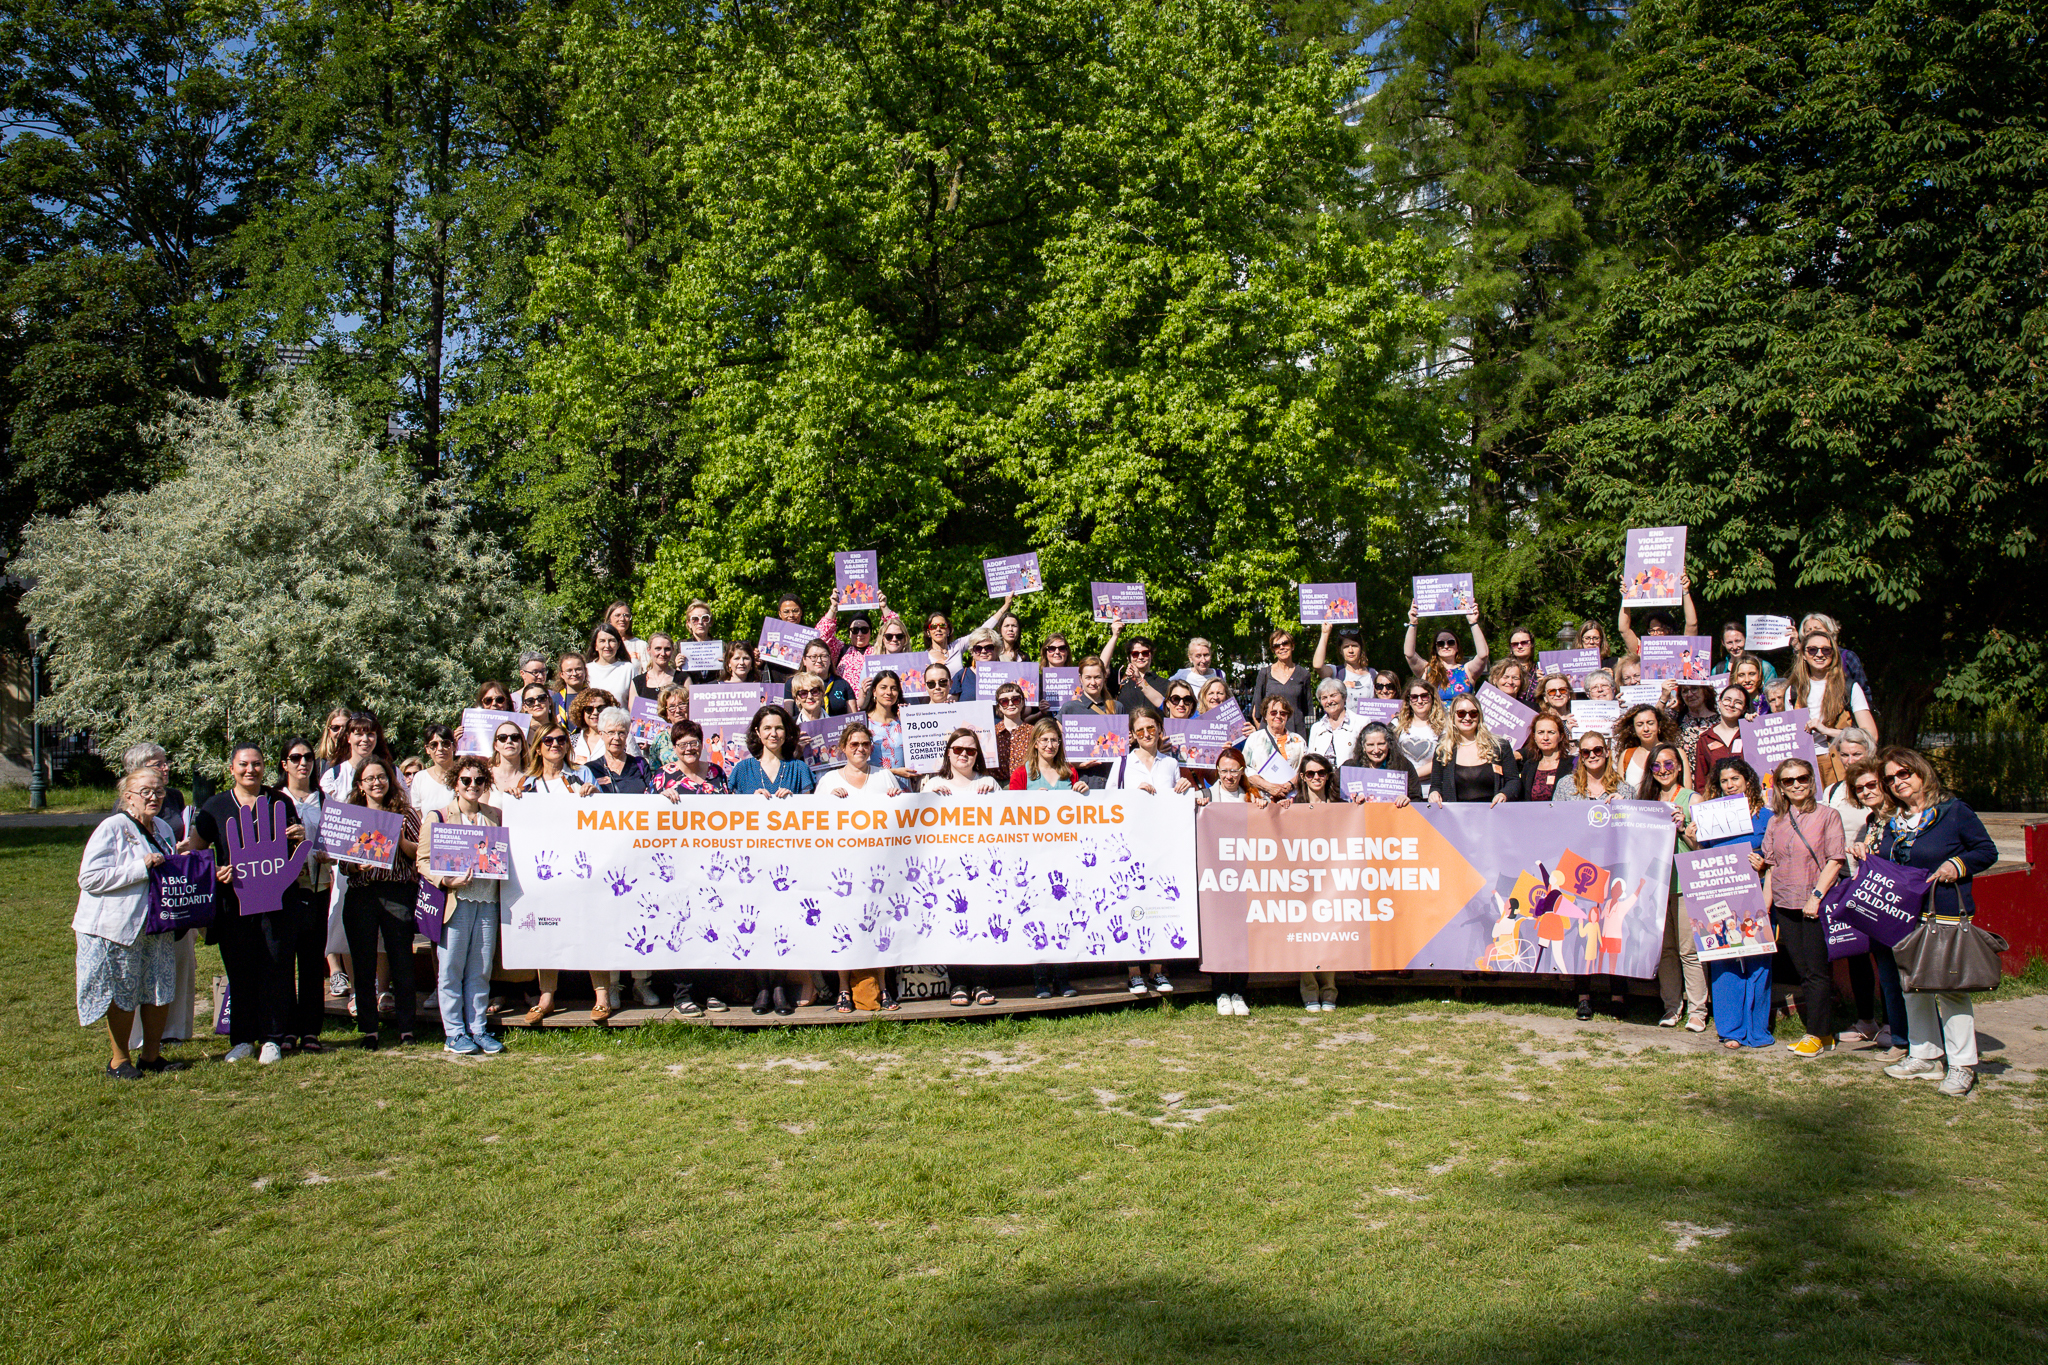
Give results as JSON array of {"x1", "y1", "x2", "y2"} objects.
[{"x1": 1788, "y1": 1034, "x2": 1836, "y2": 1058}]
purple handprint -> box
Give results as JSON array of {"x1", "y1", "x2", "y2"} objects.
[
  {"x1": 987, "y1": 852, "x2": 1003, "y2": 878},
  {"x1": 770, "y1": 864, "x2": 793, "y2": 892},
  {"x1": 1169, "y1": 927, "x2": 1187, "y2": 951},
  {"x1": 625, "y1": 926, "x2": 656, "y2": 955},
  {"x1": 1108, "y1": 914, "x2": 1128, "y2": 944},
  {"x1": 916, "y1": 911, "x2": 936, "y2": 938},
  {"x1": 1085, "y1": 932, "x2": 1106, "y2": 957},
  {"x1": 637, "y1": 892, "x2": 662, "y2": 920},
  {"x1": 224, "y1": 798, "x2": 312, "y2": 916},
  {"x1": 1081, "y1": 849, "x2": 1097, "y2": 868},
  {"x1": 1012, "y1": 859, "x2": 1030, "y2": 889},
  {"x1": 875, "y1": 925, "x2": 893, "y2": 952},
  {"x1": 699, "y1": 922, "x2": 719, "y2": 944},
  {"x1": 1052, "y1": 926, "x2": 1072, "y2": 950},
  {"x1": 705, "y1": 852, "x2": 730, "y2": 882},
  {"x1": 859, "y1": 903, "x2": 879, "y2": 933},
  {"x1": 729, "y1": 936, "x2": 748, "y2": 962},
  {"x1": 925, "y1": 858, "x2": 948, "y2": 887},
  {"x1": 920, "y1": 887, "x2": 940, "y2": 911},
  {"x1": 950, "y1": 909, "x2": 975, "y2": 939},
  {"x1": 947, "y1": 888, "x2": 970, "y2": 917},
  {"x1": 883, "y1": 894, "x2": 908, "y2": 921},
  {"x1": 903, "y1": 857, "x2": 925, "y2": 884},
  {"x1": 1047, "y1": 870, "x2": 1069, "y2": 900},
  {"x1": 734, "y1": 856, "x2": 756, "y2": 884},
  {"x1": 1159, "y1": 876, "x2": 1180, "y2": 902},
  {"x1": 1129, "y1": 863, "x2": 1148, "y2": 891},
  {"x1": 774, "y1": 930, "x2": 791, "y2": 956},
  {"x1": 650, "y1": 851, "x2": 675, "y2": 882},
  {"x1": 866, "y1": 868, "x2": 887, "y2": 894},
  {"x1": 801, "y1": 897, "x2": 822, "y2": 926},
  {"x1": 573, "y1": 851, "x2": 592, "y2": 879},
  {"x1": 735, "y1": 910, "x2": 757, "y2": 936},
  {"x1": 830, "y1": 867, "x2": 853, "y2": 897},
  {"x1": 1024, "y1": 920, "x2": 1049, "y2": 950},
  {"x1": 533, "y1": 850, "x2": 558, "y2": 881},
  {"x1": 961, "y1": 857, "x2": 981, "y2": 882},
  {"x1": 604, "y1": 870, "x2": 635, "y2": 897},
  {"x1": 986, "y1": 913, "x2": 1010, "y2": 943},
  {"x1": 696, "y1": 888, "x2": 724, "y2": 915},
  {"x1": 1108, "y1": 835, "x2": 1133, "y2": 863},
  {"x1": 831, "y1": 924, "x2": 852, "y2": 952},
  {"x1": 1136, "y1": 925, "x2": 1153, "y2": 955}
]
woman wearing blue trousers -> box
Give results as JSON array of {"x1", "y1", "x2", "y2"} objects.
[
  {"x1": 1687, "y1": 757, "x2": 1776, "y2": 1049},
  {"x1": 419, "y1": 756, "x2": 504, "y2": 1056}
]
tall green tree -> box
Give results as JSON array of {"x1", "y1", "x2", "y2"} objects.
[
  {"x1": 1556, "y1": 0, "x2": 2048, "y2": 735},
  {"x1": 507, "y1": 0, "x2": 1437, "y2": 652},
  {"x1": 1351, "y1": 1, "x2": 1624, "y2": 630},
  {"x1": 0, "y1": 0, "x2": 259, "y2": 576}
]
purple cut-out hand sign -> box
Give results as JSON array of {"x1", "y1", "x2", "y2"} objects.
[{"x1": 227, "y1": 798, "x2": 312, "y2": 917}]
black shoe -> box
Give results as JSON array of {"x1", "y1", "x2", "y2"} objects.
[
  {"x1": 359, "y1": 1034, "x2": 380, "y2": 1051},
  {"x1": 1036, "y1": 988, "x2": 1054, "y2": 1000},
  {"x1": 396, "y1": 1032, "x2": 416, "y2": 1047},
  {"x1": 1060, "y1": 986, "x2": 1079, "y2": 998},
  {"x1": 675, "y1": 995, "x2": 704, "y2": 1017},
  {"x1": 772, "y1": 986, "x2": 794, "y2": 1016},
  {"x1": 1576, "y1": 997, "x2": 1595, "y2": 1021},
  {"x1": 835, "y1": 991, "x2": 854, "y2": 1014},
  {"x1": 104, "y1": 1061, "x2": 142, "y2": 1080},
  {"x1": 752, "y1": 988, "x2": 773, "y2": 1015},
  {"x1": 298, "y1": 1037, "x2": 326, "y2": 1054},
  {"x1": 136, "y1": 1056, "x2": 190, "y2": 1073}
]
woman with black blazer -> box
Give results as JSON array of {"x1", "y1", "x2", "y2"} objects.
[
  {"x1": 1870, "y1": 747, "x2": 2001, "y2": 1097},
  {"x1": 186, "y1": 743, "x2": 305, "y2": 1065},
  {"x1": 1514, "y1": 713, "x2": 1574, "y2": 803},
  {"x1": 1426, "y1": 696, "x2": 1516, "y2": 806}
]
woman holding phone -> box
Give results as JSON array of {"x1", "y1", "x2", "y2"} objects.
[{"x1": 418, "y1": 756, "x2": 505, "y2": 1056}]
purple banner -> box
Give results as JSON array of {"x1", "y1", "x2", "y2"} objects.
[
  {"x1": 1411, "y1": 573, "x2": 1476, "y2": 616},
  {"x1": 1539, "y1": 649, "x2": 1602, "y2": 690},
  {"x1": 1298, "y1": 582, "x2": 1358, "y2": 625},
  {"x1": 983, "y1": 552, "x2": 1044, "y2": 597},
  {"x1": 1639, "y1": 635, "x2": 1714, "y2": 682},
  {"x1": 415, "y1": 878, "x2": 447, "y2": 946},
  {"x1": 1675, "y1": 846, "x2": 1774, "y2": 960},
  {"x1": 427, "y1": 822, "x2": 511, "y2": 881},
  {"x1": 1475, "y1": 682, "x2": 1536, "y2": 739},
  {"x1": 689, "y1": 683, "x2": 764, "y2": 767},
  {"x1": 797, "y1": 716, "x2": 848, "y2": 771},
  {"x1": 1061, "y1": 713, "x2": 1131, "y2": 762},
  {"x1": 319, "y1": 802, "x2": 404, "y2": 870},
  {"x1": 1090, "y1": 582, "x2": 1148, "y2": 623},
  {"x1": 145, "y1": 851, "x2": 218, "y2": 936},
  {"x1": 974, "y1": 662, "x2": 1040, "y2": 706},
  {"x1": 1622, "y1": 526, "x2": 1686, "y2": 607},
  {"x1": 834, "y1": 550, "x2": 882, "y2": 607},
  {"x1": 459, "y1": 707, "x2": 530, "y2": 757},
  {"x1": 1165, "y1": 714, "x2": 1234, "y2": 767},
  {"x1": 1041, "y1": 666, "x2": 1081, "y2": 707},
  {"x1": 1829, "y1": 854, "x2": 1932, "y2": 949},
  {"x1": 1741, "y1": 709, "x2": 1818, "y2": 779},
  {"x1": 1348, "y1": 696, "x2": 1402, "y2": 724},
  {"x1": 225, "y1": 797, "x2": 312, "y2": 916},
  {"x1": 628, "y1": 695, "x2": 668, "y2": 751},
  {"x1": 864, "y1": 651, "x2": 934, "y2": 699},
  {"x1": 1209, "y1": 696, "x2": 1253, "y2": 744},
  {"x1": 1339, "y1": 767, "x2": 1410, "y2": 803},
  {"x1": 756, "y1": 617, "x2": 822, "y2": 670}
]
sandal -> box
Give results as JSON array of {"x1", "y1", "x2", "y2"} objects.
[
  {"x1": 298, "y1": 1038, "x2": 326, "y2": 1054},
  {"x1": 835, "y1": 991, "x2": 854, "y2": 1014},
  {"x1": 950, "y1": 988, "x2": 971, "y2": 1007},
  {"x1": 877, "y1": 991, "x2": 901, "y2": 1012},
  {"x1": 973, "y1": 989, "x2": 995, "y2": 1006}
]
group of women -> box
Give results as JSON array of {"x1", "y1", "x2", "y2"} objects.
[{"x1": 72, "y1": 594, "x2": 1996, "y2": 1095}]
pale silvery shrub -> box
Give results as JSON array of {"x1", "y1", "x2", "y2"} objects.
[{"x1": 20, "y1": 382, "x2": 559, "y2": 775}]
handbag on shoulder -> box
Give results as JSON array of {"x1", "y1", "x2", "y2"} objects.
[{"x1": 1894, "y1": 888, "x2": 2008, "y2": 993}]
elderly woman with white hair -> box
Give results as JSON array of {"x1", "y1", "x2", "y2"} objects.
[
  {"x1": 76, "y1": 765, "x2": 189, "y2": 1077},
  {"x1": 585, "y1": 707, "x2": 657, "y2": 794},
  {"x1": 111, "y1": 743, "x2": 199, "y2": 1046},
  {"x1": 1307, "y1": 677, "x2": 1365, "y2": 762}
]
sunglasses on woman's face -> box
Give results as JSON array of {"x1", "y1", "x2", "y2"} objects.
[
  {"x1": 1132, "y1": 725, "x2": 1159, "y2": 738},
  {"x1": 1408, "y1": 691, "x2": 1431, "y2": 702},
  {"x1": 1854, "y1": 780, "x2": 1882, "y2": 794},
  {"x1": 328, "y1": 722, "x2": 347, "y2": 733},
  {"x1": 1167, "y1": 694, "x2": 1194, "y2": 707},
  {"x1": 843, "y1": 739, "x2": 871, "y2": 751},
  {"x1": 1652, "y1": 760, "x2": 1678, "y2": 773},
  {"x1": 495, "y1": 734, "x2": 522, "y2": 745},
  {"x1": 426, "y1": 738, "x2": 451, "y2": 751},
  {"x1": 457, "y1": 776, "x2": 489, "y2": 789},
  {"x1": 524, "y1": 694, "x2": 550, "y2": 706},
  {"x1": 541, "y1": 736, "x2": 568, "y2": 748},
  {"x1": 1304, "y1": 768, "x2": 1328, "y2": 780},
  {"x1": 1782, "y1": 774, "x2": 1813, "y2": 787},
  {"x1": 1579, "y1": 744, "x2": 1607, "y2": 756},
  {"x1": 1376, "y1": 683, "x2": 1397, "y2": 695},
  {"x1": 1453, "y1": 709, "x2": 1478, "y2": 721},
  {"x1": 998, "y1": 693, "x2": 1023, "y2": 706},
  {"x1": 285, "y1": 752, "x2": 313, "y2": 764},
  {"x1": 795, "y1": 686, "x2": 823, "y2": 699},
  {"x1": 948, "y1": 745, "x2": 979, "y2": 757},
  {"x1": 1804, "y1": 645, "x2": 1834, "y2": 658},
  {"x1": 883, "y1": 631, "x2": 907, "y2": 643}
]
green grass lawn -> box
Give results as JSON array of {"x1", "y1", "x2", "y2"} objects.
[
  {"x1": 0, "y1": 781, "x2": 119, "y2": 814},
  {"x1": 4, "y1": 826, "x2": 2045, "y2": 1364}
]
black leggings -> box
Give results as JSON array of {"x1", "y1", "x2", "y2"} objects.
[
  {"x1": 343, "y1": 882, "x2": 418, "y2": 1035},
  {"x1": 215, "y1": 911, "x2": 294, "y2": 1047},
  {"x1": 280, "y1": 885, "x2": 330, "y2": 1040},
  {"x1": 1772, "y1": 908, "x2": 1836, "y2": 1036}
]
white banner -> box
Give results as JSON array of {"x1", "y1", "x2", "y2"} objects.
[
  {"x1": 498, "y1": 793, "x2": 1199, "y2": 970},
  {"x1": 900, "y1": 700, "x2": 996, "y2": 774}
]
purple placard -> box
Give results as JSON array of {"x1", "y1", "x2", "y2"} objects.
[
  {"x1": 1825, "y1": 908, "x2": 1871, "y2": 960},
  {"x1": 459, "y1": 707, "x2": 530, "y2": 757},
  {"x1": 1208, "y1": 696, "x2": 1253, "y2": 743},
  {"x1": 1676, "y1": 846, "x2": 1774, "y2": 960},
  {"x1": 1347, "y1": 696, "x2": 1402, "y2": 724},
  {"x1": 1475, "y1": 682, "x2": 1536, "y2": 738},
  {"x1": 627, "y1": 695, "x2": 669, "y2": 751},
  {"x1": 319, "y1": 802, "x2": 404, "y2": 870},
  {"x1": 975, "y1": 662, "x2": 1040, "y2": 705},
  {"x1": 867, "y1": 652, "x2": 933, "y2": 699},
  {"x1": 756, "y1": 617, "x2": 821, "y2": 670},
  {"x1": 1298, "y1": 582, "x2": 1358, "y2": 625},
  {"x1": 983, "y1": 552, "x2": 1044, "y2": 597},
  {"x1": 1411, "y1": 573, "x2": 1476, "y2": 616},
  {"x1": 427, "y1": 822, "x2": 511, "y2": 881},
  {"x1": 1639, "y1": 635, "x2": 1714, "y2": 682},
  {"x1": 226, "y1": 797, "x2": 312, "y2": 916},
  {"x1": 1622, "y1": 526, "x2": 1686, "y2": 607},
  {"x1": 1539, "y1": 649, "x2": 1602, "y2": 690},
  {"x1": 797, "y1": 716, "x2": 848, "y2": 771},
  {"x1": 145, "y1": 851, "x2": 218, "y2": 936},
  {"x1": 690, "y1": 683, "x2": 764, "y2": 768},
  {"x1": 1061, "y1": 713, "x2": 1131, "y2": 761},
  {"x1": 1040, "y1": 666, "x2": 1081, "y2": 706},
  {"x1": 1090, "y1": 582, "x2": 1149, "y2": 623},
  {"x1": 1741, "y1": 709, "x2": 1818, "y2": 778},
  {"x1": 834, "y1": 551, "x2": 883, "y2": 607},
  {"x1": 1339, "y1": 766, "x2": 1411, "y2": 803},
  {"x1": 415, "y1": 877, "x2": 447, "y2": 946},
  {"x1": 1830, "y1": 855, "x2": 1933, "y2": 949},
  {"x1": 1165, "y1": 715, "x2": 1233, "y2": 767}
]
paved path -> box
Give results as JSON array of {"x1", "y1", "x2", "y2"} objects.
[{"x1": 0, "y1": 810, "x2": 105, "y2": 829}]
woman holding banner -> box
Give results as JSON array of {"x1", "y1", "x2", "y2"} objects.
[
  {"x1": 341, "y1": 758, "x2": 422, "y2": 1046},
  {"x1": 1575, "y1": 620, "x2": 1614, "y2": 669},
  {"x1": 1197, "y1": 676, "x2": 1235, "y2": 719},
  {"x1": 526, "y1": 724, "x2": 598, "y2": 796},
  {"x1": 1307, "y1": 680, "x2": 1365, "y2": 764},
  {"x1": 649, "y1": 720, "x2": 728, "y2": 797},
  {"x1": 1614, "y1": 705, "x2": 1679, "y2": 793},
  {"x1": 419, "y1": 757, "x2": 503, "y2": 1055},
  {"x1": 818, "y1": 720, "x2": 901, "y2": 799},
  {"x1": 1487, "y1": 661, "x2": 1530, "y2": 719},
  {"x1": 1110, "y1": 707, "x2": 1191, "y2": 796},
  {"x1": 1427, "y1": 698, "x2": 1513, "y2": 806},
  {"x1": 1502, "y1": 628, "x2": 1543, "y2": 705},
  {"x1": 1872, "y1": 748, "x2": 1999, "y2": 1096},
  {"x1": 586, "y1": 710, "x2": 656, "y2": 795},
  {"x1": 74, "y1": 765, "x2": 184, "y2": 1077},
  {"x1": 1240, "y1": 697, "x2": 1307, "y2": 799},
  {"x1": 1403, "y1": 603, "x2": 1489, "y2": 702},
  {"x1": 1552, "y1": 732, "x2": 1632, "y2": 803},
  {"x1": 1514, "y1": 714, "x2": 1572, "y2": 803},
  {"x1": 1825, "y1": 748, "x2": 1898, "y2": 1051},
  {"x1": 992, "y1": 683, "x2": 1037, "y2": 776},
  {"x1": 1642, "y1": 742, "x2": 1706, "y2": 1031},
  {"x1": 1396, "y1": 681, "x2": 1446, "y2": 792},
  {"x1": 277, "y1": 737, "x2": 336, "y2": 1052},
  {"x1": 1760, "y1": 758, "x2": 1848, "y2": 1058},
  {"x1": 1691, "y1": 757, "x2": 1774, "y2": 1047},
  {"x1": 1060, "y1": 658, "x2": 1123, "y2": 790},
  {"x1": 585, "y1": 623, "x2": 640, "y2": 706},
  {"x1": 799, "y1": 640, "x2": 855, "y2": 714},
  {"x1": 1311, "y1": 627, "x2": 1375, "y2": 704},
  {"x1": 1012, "y1": 720, "x2": 1090, "y2": 794},
  {"x1": 860, "y1": 669, "x2": 914, "y2": 778},
  {"x1": 922, "y1": 730, "x2": 1000, "y2": 795},
  {"x1": 1343, "y1": 723, "x2": 1422, "y2": 805},
  {"x1": 727, "y1": 708, "x2": 817, "y2": 797},
  {"x1": 642, "y1": 687, "x2": 693, "y2": 769}
]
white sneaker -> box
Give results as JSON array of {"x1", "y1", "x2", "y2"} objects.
[
  {"x1": 1128, "y1": 978, "x2": 1149, "y2": 995},
  {"x1": 257, "y1": 1042, "x2": 283, "y2": 1065},
  {"x1": 1938, "y1": 1066, "x2": 1976, "y2": 1098},
  {"x1": 1230, "y1": 994, "x2": 1249, "y2": 1016},
  {"x1": 1321, "y1": 1000, "x2": 1337, "y2": 1012},
  {"x1": 328, "y1": 970, "x2": 350, "y2": 998},
  {"x1": 1216, "y1": 996, "x2": 1232, "y2": 1017},
  {"x1": 635, "y1": 984, "x2": 661, "y2": 1008},
  {"x1": 1303, "y1": 1001, "x2": 1320, "y2": 1012},
  {"x1": 223, "y1": 1043, "x2": 254, "y2": 1063},
  {"x1": 1884, "y1": 1056, "x2": 1946, "y2": 1081},
  {"x1": 1684, "y1": 1009, "x2": 1708, "y2": 1033}
]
